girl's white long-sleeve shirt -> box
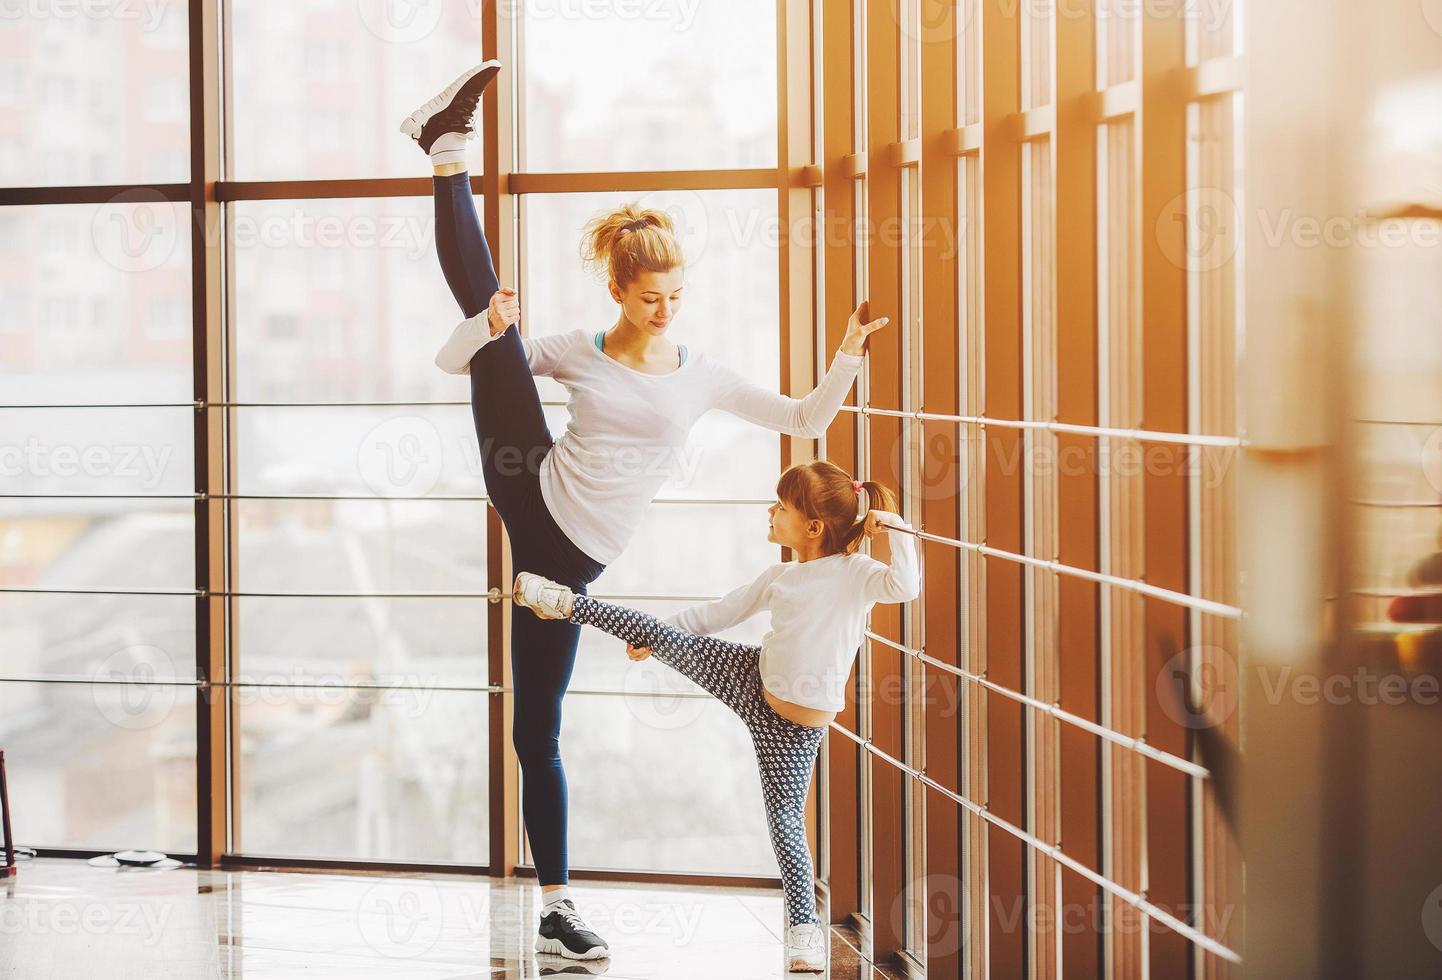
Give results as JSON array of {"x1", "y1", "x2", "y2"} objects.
[
  {"x1": 436, "y1": 315, "x2": 865, "y2": 566},
  {"x1": 663, "y1": 515, "x2": 921, "y2": 712}
]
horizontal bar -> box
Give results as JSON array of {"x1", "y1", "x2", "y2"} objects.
[
  {"x1": 862, "y1": 630, "x2": 1209, "y2": 779},
  {"x1": 216, "y1": 176, "x2": 482, "y2": 202},
  {"x1": 797, "y1": 164, "x2": 824, "y2": 187},
  {"x1": 1018, "y1": 105, "x2": 1055, "y2": 142},
  {"x1": 0, "y1": 493, "x2": 770, "y2": 505},
  {"x1": 1185, "y1": 56, "x2": 1244, "y2": 99},
  {"x1": 1097, "y1": 80, "x2": 1140, "y2": 120},
  {"x1": 841, "y1": 152, "x2": 868, "y2": 179},
  {"x1": 1353, "y1": 417, "x2": 1442, "y2": 427},
  {"x1": 1352, "y1": 586, "x2": 1442, "y2": 599},
  {"x1": 1351, "y1": 499, "x2": 1442, "y2": 509},
  {"x1": 827, "y1": 723, "x2": 1241, "y2": 964},
  {"x1": 837, "y1": 404, "x2": 1243, "y2": 447},
  {"x1": 0, "y1": 675, "x2": 717, "y2": 702},
  {"x1": 513, "y1": 864, "x2": 783, "y2": 891},
  {"x1": 0, "y1": 183, "x2": 189, "y2": 206},
  {"x1": 887, "y1": 139, "x2": 922, "y2": 167},
  {"x1": 899, "y1": 526, "x2": 1241, "y2": 619},
  {"x1": 0, "y1": 587, "x2": 726, "y2": 603},
  {"x1": 1373, "y1": 204, "x2": 1442, "y2": 222},
  {"x1": 508, "y1": 168, "x2": 778, "y2": 194},
  {"x1": 943, "y1": 124, "x2": 983, "y2": 156}
]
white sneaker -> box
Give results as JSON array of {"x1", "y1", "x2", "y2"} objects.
[
  {"x1": 514, "y1": 572, "x2": 574, "y2": 620},
  {"x1": 399, "y1": 61, "x2": 501, "y2": 164},
  {"x1": 786, "y1": 923, "x2": 827, "y2": 972}
]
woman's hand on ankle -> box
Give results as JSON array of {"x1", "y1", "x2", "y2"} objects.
[
  {"x1": 626, "y1": 642, "x2": 653, "y2": 661},
  {"x1": 488, "y1": 286, "x2": 520, "y2": 337}
]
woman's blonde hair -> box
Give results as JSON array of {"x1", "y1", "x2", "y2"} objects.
[
  {"x1": 776, "y1": 459, "x2": 900, "y2": 557},
  {"x1": 580, "y1": 203, "x2": 685, "y2": 289}
]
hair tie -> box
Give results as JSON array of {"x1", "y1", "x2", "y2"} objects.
[{"x1": 622, "y1": 218, "x2": 649, "y2": 234}]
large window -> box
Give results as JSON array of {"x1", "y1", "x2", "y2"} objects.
[{"x1": 0, "y1": 0, "x2": 792, "y2": 879}]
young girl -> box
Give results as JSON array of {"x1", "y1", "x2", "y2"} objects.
[
  {"x1": 512, "y1": 460, "x2": 920, "y2": 972},
  {"x1": 401, "y1": 63, "x2": 892, "y2": 960}
]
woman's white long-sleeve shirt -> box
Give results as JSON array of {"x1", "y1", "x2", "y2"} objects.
[
  {"x1": 663, "y1": 515, "x2": 921, "y2": 711},
  {"x1": 436, "y1": 315, "x2": 865, "y2": 566}
]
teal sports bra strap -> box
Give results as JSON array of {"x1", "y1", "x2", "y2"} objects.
[{"x1": 595, "y1": 330, "x2": 688, "y2": 367}]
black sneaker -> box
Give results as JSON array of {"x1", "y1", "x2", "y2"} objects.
[
  {"x1": 535, "y1": 898, "x2": 610, "y2": 960},
  {"x1": 398, "y1": 61, "x2": 502, "y2": 162}
]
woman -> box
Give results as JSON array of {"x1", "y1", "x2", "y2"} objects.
[{"x1": 401, "y1": 62, "x2": 891, "y2": 960}]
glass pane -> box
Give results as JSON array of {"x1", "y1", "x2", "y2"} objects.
[
  {"x1": 235, "y1": 685, "x2": 487, "y2": 863},
  {"x1": 543, "y1": 693, "x2": 775, "y2": 875},
  {"x1": 0, "y1": 592, "x2": 194, "y2": 681},
  {"x1": 0, "y1": 407, "x2": 192, "y2": 495},
  {"x1": 234, "y1": 498, "x2": 485, "y2": 596},
  {"x1": 0, "y1": 680, "x2": 197, "y2": 852},
  {"x1": 0, "y1": 7, "x2": 189, "y2": 186},
  {"x1": 236, "y1": 596, "x2": 486, "y2": 686},
  {"x1": 592, "y1": 502, "x2": 780, "y2": 602},
  {"x1": 0, "y1": 499, "x2": 193, "y2": 592},
  {"x1": 520, "y1": 0, "x2": 777, "y2": 171},
  {"x1": 522, "y1": 189, "x2": 782, "y2": 501},
  {"x1": 0, "y1": 204, "x2": 193, "y2": 405},
  {"x1": 229, "y1": 3, "x2": 485, "y2": 180},
  {"x1": 235, "y1": 406, "x2": 485, "y2": 498},
  {"x1": 232, "y1": 197, "x2": 474, "y2": 404}
]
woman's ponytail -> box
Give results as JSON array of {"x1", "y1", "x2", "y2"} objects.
[{"x1": 580, "y1": 203, "x2": 684, "y2": 289}]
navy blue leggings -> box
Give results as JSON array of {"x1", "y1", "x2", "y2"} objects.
[{"x1": 433, "y1": 172, "x2": 606, "y2": 886}]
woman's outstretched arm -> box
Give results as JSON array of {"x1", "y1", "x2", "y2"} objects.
[{"x1": 707, "y1": 302, "x2": 891, "y2": 438}]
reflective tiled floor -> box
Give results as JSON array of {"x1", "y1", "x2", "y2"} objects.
[{"x1": 0, "y1": 859, "x2": 903, "y2": 979}]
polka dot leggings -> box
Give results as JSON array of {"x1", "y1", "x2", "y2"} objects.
[{"x1": 569, "y1": 594, "x2": 826, "y2": 927}]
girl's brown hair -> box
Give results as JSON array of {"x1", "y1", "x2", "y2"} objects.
[
  {"x1": 580, "y1": 203, "x2": 685, "y2": 289},
  {"x1": 776, "y1": 459, "x2": 900, "y2": 557}
]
